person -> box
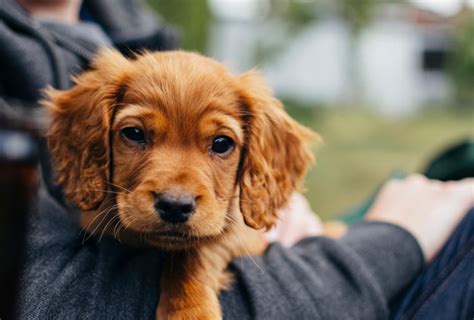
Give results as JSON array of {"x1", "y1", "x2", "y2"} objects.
[
  {"x1": 1, "y1": 0, "x2": 473, "y2": 319},
  {"x1": 0, "y1": 0, "x2": 179, "y2": 203}
]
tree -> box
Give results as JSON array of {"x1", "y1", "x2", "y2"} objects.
[
  {"x1": 337, "y1": 0, "x2": 378, "y2": 104},
  {"x1": 449, "y1": 7, "x2": 474, "y2": 107},
  {"x1": 147, "y1": 0, "x2": 211, "y2": 53}
]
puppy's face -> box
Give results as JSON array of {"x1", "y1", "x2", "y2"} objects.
[
  {"x1": 46, "y1": 50, "x2": 315, "y2": 249},
  {"x1": 111, "y1": 59, "x2": 244, "y2": 247}
]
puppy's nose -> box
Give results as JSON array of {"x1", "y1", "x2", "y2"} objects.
[{"x1": 154, "y1": 192, "x2": 196, "y2": 223}]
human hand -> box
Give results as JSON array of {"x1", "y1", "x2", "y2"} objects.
[
  {"x1": 265, "y1": 193, "x2": 323, "y2": 247},
  {"x1": 366, "y1": 175, "x2": 474, "y2": 263},
  {"x1": 17, "y1": 0, "x2": 82, "y2": 23}
]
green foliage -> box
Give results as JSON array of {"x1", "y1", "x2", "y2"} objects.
[
  {"x1": 273, "y1": 0, "x2": 320, "y2": 32},
  {"x1": 338, "y1": 0, "x2": 377, "y2": 34},
  {"x1": 147, "y1": 0, "x2": 210, "y2": 52},
  {"x1": 449, "y1": 9, "x2": 474, "y2": 107},
  {"x1": 336, "y1": 0, "x2": 402, "y2": 34}
]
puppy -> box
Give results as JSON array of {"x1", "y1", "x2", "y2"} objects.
[{"x1": 45, "y1": 49, "x2": 316, "y2": 319}]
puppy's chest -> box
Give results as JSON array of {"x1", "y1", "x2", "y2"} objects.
[{"x1": 202, "y1": 226, "x2": 266, "y2": 267}]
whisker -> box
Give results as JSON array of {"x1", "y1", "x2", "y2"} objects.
[
  {"x1": 113, "y1": 218, "x2": 123, "y2": 243},
  {"x1": 117, "y1": 212, "x2": 137, "y2": 237},
  {"x1": 224, "y1": 216, "x2": 246, "y2": 271},
  {"x1": 106, "y1": 181, "x2": 132, "y2": 193},
  {"x1": 98, "y1": 214, "x2": 121, "y2": 243},
  {"x1": 83, "y1": 204, "x2": 121, "y2": 243},
  {"x1": 224, "y1": 214, "x2": 265, "y2": 274},
  {"x1": 81, "y1": 204, "x2": 117, "y2": 243},
  {"x1": 97, "y1": 205, "x2": 134, "y2": 243},
  {"x1": 114, "y1": 212, "x2": 143, "y2": 242},
  {"x1": 80, "y1": 188, "x2": 127, "y2": 195},
  {"x1": 112, "y1": 209, "x2": 135, "y2": 243}
]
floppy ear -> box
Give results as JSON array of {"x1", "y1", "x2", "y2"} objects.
[
  {"x1": 236, "y1": 70, "x2": 318, "y2": 230},
  {"x1": 44, "y1": 49, "x2": 131, "y2": 211}
]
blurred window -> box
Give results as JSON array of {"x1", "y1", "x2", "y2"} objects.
[{"x1": 422, "y1": 48, "x2": 448, "y2": 71}]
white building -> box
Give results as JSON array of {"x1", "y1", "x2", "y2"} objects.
[{"x1": 208, "y1": 2, "x2": 462, "y2": 116}]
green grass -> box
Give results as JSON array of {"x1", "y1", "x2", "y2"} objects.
[{"x1": 284, "y1": 104, "x2": 474, "y2": 220}]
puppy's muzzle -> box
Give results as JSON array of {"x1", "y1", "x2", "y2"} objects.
[{"x1": 154, "y1": 192, "x2": 196, "y2": 224}]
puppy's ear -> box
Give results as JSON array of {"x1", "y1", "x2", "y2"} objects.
[
  {"x1": 236, "y1": 70, "x2": 318, "y2": 230},
  {"x1": 44, "y1": 49, "x2": 131, "y2": 210}
]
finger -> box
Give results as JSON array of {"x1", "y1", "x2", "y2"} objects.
[
  {"x1": 406, "y1": 173, "x2": 428, "y2": 183},
  {"x1": 455, "y1": 181, "x2": 474, "y2": 203},
  {"x1": 443, "y1": 182, "x2": 474, "y2": 216}
]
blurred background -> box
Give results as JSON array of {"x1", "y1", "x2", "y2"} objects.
[{"x1": 148, "y1": 0, "x2": 473, "y2": 220}]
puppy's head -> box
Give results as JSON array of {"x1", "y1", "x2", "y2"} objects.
[{"x1": 46, "y1": 49, "x2": 316, "y2": 249}]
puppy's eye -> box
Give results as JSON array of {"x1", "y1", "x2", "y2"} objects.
[
  {"x1": 121, "y1": 127, "x2": 145, "y2": 144},
  {"x1": 211, "y1": 136, "x2": 234, "y2": 155}
]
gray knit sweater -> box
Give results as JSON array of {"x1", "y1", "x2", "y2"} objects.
[{"x1": 19, "y1": 187, "x2": 423, "y2": 319}]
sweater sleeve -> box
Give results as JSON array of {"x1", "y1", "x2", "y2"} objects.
[
  {"x1": 21, "y1": 189, "x2": 423, "y2": 320},
  {"x1": 221, "y1": 222, "x2": 424, "y2": 320}
]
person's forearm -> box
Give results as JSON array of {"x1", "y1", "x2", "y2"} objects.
[
  {"x1": 339, "y1": 221, "x2": 424, "y2": 301},
  {"x1": 222, "y1": 221, "x2": 423, "y2": 320},
  {"x1": 366, "y1": 176, "x2": 474, "y2": 262}
]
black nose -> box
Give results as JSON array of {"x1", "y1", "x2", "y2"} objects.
[{"x1": 154, "y1": 193, "x2": 196, "y2": 223}]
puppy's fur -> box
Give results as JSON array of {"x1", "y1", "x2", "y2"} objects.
[{"x1": 45, "y1": 50, "x2": 316, "y2": 319}]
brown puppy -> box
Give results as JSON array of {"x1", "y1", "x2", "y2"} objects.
[{"x1": 45, "y1": 49, "x2": 316, "y2": 319}]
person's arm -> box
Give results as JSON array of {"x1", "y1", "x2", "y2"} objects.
[
  {"x1": 221, "y1": 175, "x2": 473, "y2": 319},
  {"x1": 21, "y1": 186, "x2": 422, "y2": 320},
  {"x1": 366, "y1": 175, "x2": 474, "y2": 262},
  {"x1": 20, "y1": 177, "x2": 473, "y2": 319},
  {"x1": 221, "y1": 221, "x2": 423, "y2": 319}
]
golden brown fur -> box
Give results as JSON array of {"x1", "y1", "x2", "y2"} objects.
[{"x1": 45, "y1": 49, "x2": 316, "y2": 319}]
